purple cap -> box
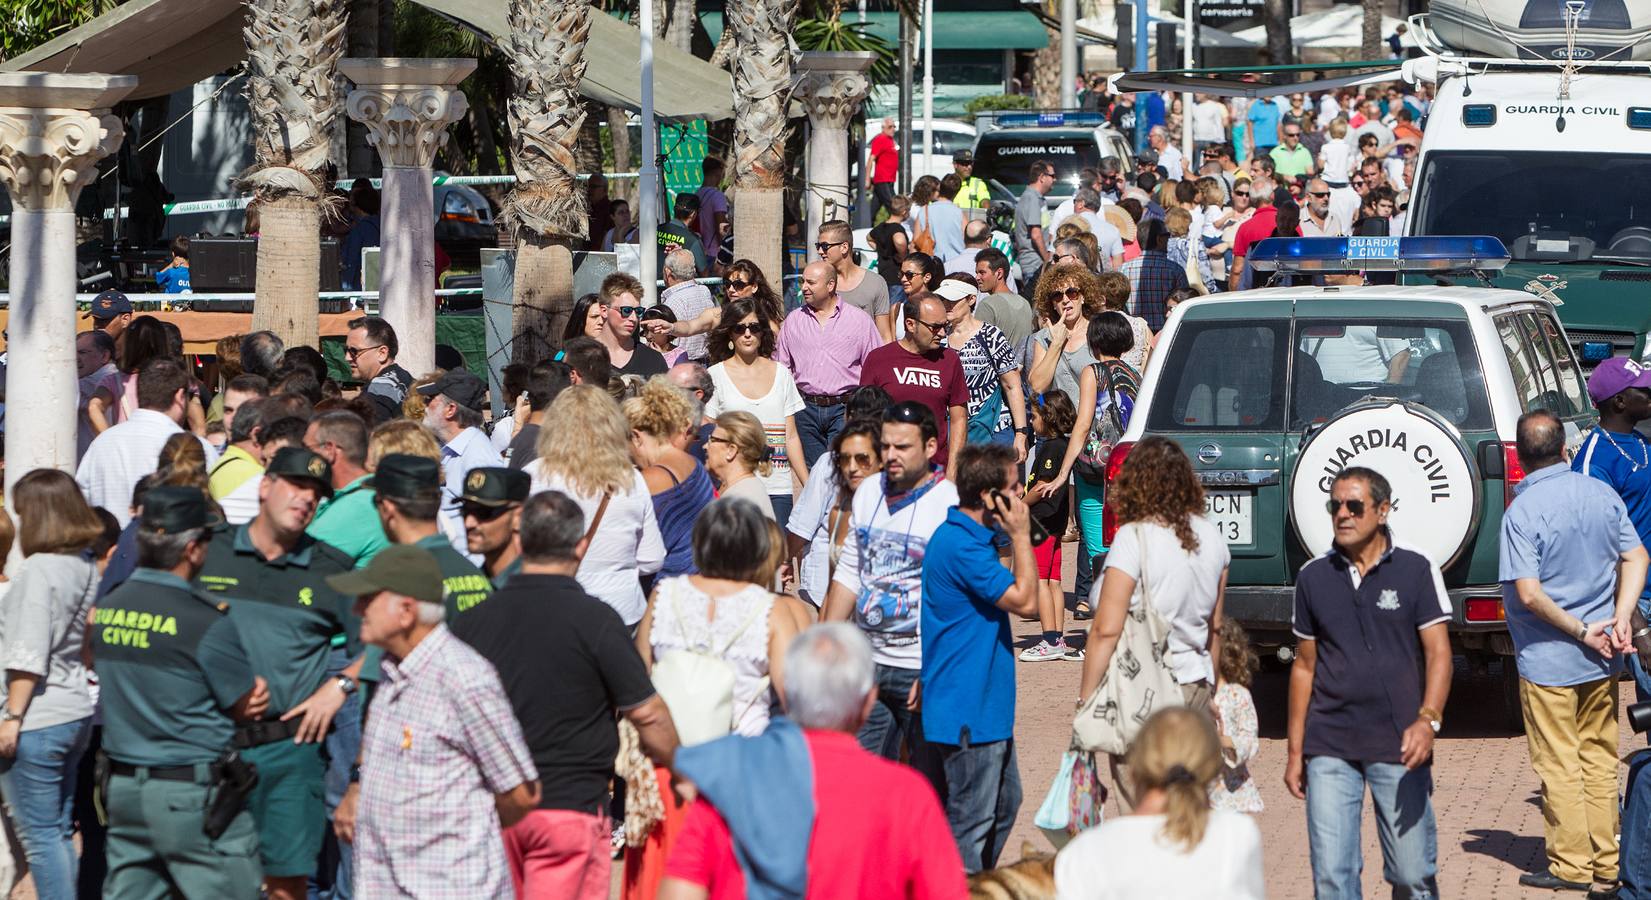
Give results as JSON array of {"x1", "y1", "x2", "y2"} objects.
[{"x1": 1586, "y1": 357, "x2": 1651, "y2": 405}]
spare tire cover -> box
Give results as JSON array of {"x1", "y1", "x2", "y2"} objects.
[{"x1": 1291, "y1": 401, "x2": 1480, "y2": 566}]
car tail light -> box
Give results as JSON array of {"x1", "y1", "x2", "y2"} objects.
[
  {"x1": 1502, "y1": 442, "x2": 1526, "y2": 507},
  {"x1": 1100, "y1": 441, "x2": 1135, "y2": 547},
  {"x1": 1464, "y1": 597, "x2": 1505, "y2": 622},
  {"x1": 440, "y1": 211, "x2": 480, "y2": 223}
]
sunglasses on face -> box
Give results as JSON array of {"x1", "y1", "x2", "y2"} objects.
[
  {"x1": 461, "y1": 503, "x2": 513, "y2": 522},
  {"x1": 1053, "y1": 286, "x2": 1084, "y2": 302},
  {"x1": 918, "y1": 319, "x2": 951, "y2": 334},
  {"x1": 1308, "y1": 190, "x2": 1331, "y2": 198},
  {"x1": 615, "y1": 306, "x2": 644, "y2": 319},
  {"x1": 815, "y1": 241, "x2": 846, "y2": 254},
  {"x1": 727, "y1": 278, "x2": 752, "y2": 290},
  {"x1": 345, "y1": 344, "x2": 383, "y2": 360},
  {"x1": 899, "y1": 270, "x2": 922, "y2": 282},
  {"x1": 838, "y1": 452, "x2": 877, "y2": 470},
  {"x1": 1325, "y1": 498, "x2": 1368, "y2": 517},
  {"x1": 1351, "y1": 179, "x2": 1366, "y2": 187},
  {"x1": 1234, "y1": 190, "x2": 1250, "y2": 198},
  {"x1": 731, "y1": 322, "x2": 767, "y2": 336}
]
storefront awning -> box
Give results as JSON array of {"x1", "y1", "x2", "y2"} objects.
[
  {"x1": 4, "y1": 0, "x2": 734, "y2": 120},
  {"x1": 700, "y1": 10, "x2": 1049, "y2": 52}
]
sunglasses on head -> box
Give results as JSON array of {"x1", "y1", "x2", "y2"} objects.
[
  {"x1": 615, "y1": 306, "x2": 644, "y2": 319},
  {"x1": 883, "y1": 402, "x2": 929, "y2": 426},
  {"x1": 1325, "y1": 498, "x2": 1369, "y2": 516},
  {"x1": 731, "y1": 322, "x2": 767, "y2": 336}
]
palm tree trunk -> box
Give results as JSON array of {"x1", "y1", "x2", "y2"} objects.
[
  {"x1": 253, "y1": 197, "x2": 322, "y2": 349},
  {"x1": 505, "y1": 0, "x2": 591, "y2": 364},
  {"x1": 728, "y1": 0, "x2": 796, "y2": 288},
  {"x1": 243, "y1": 0, "x2": 348, "y2": 350},
  {"x1": 1264, "y1": 0, "x2": 1293, "y2": 66},
  {"x1": 665, "y1": 0, "x2": 695, "y2": 53},
  {"x1": 347, "y1": 0, "x2": 380, "y2": 177},
  {"x1": 1361, "y1": 0, "x2": 1382, "y2": 61}
]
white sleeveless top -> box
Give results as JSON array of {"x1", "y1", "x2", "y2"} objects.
[{"x1": 649, "y1": 577, "x2": 776, "y2": 737}]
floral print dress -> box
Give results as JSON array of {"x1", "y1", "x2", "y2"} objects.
[{"x1": 1210, "y1": 681, "x2": 1264, "y2": 813}]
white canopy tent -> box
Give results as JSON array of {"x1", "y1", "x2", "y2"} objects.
[{"x1": 1234, "y1": 7, "x2": 1413, "y2": 51}]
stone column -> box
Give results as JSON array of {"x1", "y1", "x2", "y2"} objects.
[
  {"x1": 339, "y1": 58, "x2": 475, "y2": 378},
  {"x1": 0, "y1": 74, "x2": 135, "y2": 497},
  {"x1": 796, "y1": 52, "x2": 875, "y2": 263}
]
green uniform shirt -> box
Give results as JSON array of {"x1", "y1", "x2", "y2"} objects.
[
  {"x1": 359, "y1": 534, "x2": 493, "y2": 685},
  {"x1": 306, "y1": 475, "x2": 390, "y2": 567},
  {"x1": 195, "y1": 524, "x2": 357, "y2": 717},
  {"x1": 93, "y1": 569, "x2": 255, "y2": 767},
  {"x1": 492, "y1": 556, "x2": 523, "y2": 589}
]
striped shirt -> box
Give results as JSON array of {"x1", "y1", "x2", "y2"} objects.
[
  {"x1": 774, "y1": 296, "x2": 884, "y2": 397},
  {"x1": 355, "y1": 625, "x2": 537, "y2": 899}
]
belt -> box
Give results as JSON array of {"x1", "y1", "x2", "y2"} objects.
[
  {"x1": 110, "y1": 761, "x2": 204, "y2": 783},
  {"x1": 802, "y1": 391, "x2": 851, "y2": 407},
  {"x1": 233, "y1": 718, "x2": 303, "y2": 750},
  {"x1": 1324, "y1": 180, "x2": 1350, "y2": 188}
]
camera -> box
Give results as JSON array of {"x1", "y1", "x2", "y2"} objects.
[{"x1": 1631, "y1": 700, "x2": 1651, "y2": 735}]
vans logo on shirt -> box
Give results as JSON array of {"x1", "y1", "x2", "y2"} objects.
[
  {"x1": 892, "y1": 367, "x2": 942, "y2": 388},
  {"x1": 1377, "y1": 589, "x2": 1401, "y2": 611}
]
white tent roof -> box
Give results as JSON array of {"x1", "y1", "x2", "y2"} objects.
[
  {"x1": 1234, "y1": 7, "x2": 1410, "y2": 50},
  {"x1": 1078, "y1": 15, "x2": 1259, "y2": 49}
]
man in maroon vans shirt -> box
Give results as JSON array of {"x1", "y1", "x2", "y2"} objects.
[{"x1": 859, "y1": 293, "x2": 968, "y2": 477}]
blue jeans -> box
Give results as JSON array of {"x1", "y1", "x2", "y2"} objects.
[
  {"x1": 795, "y1": 403, "x2": 846, "y2": 476},
  {"x1": 856, "y1": 664, "x2": 935, "y2": 779},
  {"x1": 0, "y1": 717, "x2": 91, "y2": 900},
  {"x1": 771, "y1": 494, "x2": 794, "y2": 533},
  {"x1": 311, "y1": 646, "x2": 360, "y2": 900},
  {"x1": 933, "y1": 736, "x2": 1022, "y2": 874},
  {"x1": 1621, "y1": 751, "x2": 1651, "y2": 899},
  {"x1": 1306, "y1": 756, "x2": 1438, "y2": 900}
]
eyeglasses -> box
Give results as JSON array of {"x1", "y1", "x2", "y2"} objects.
[
  {"x1": 838, "y1": 451, "x2": 877, "y2": 470},
  {"x1": 615, "y1": 306, "x2": 644, "y2": 319},
  {"x1": 1051, "y1": 286, "x2": 1084, "y2": 302},
  {"x1": 726, "y1": 278, "x2": 752, "y2": 290},
  {"x1": 815, "y1": 240, "x2": 846, "y2": 254},
  {"x1": 1308, "y1": 190, "x2": 1331, "y2": 198},
  {"x1": 461, "y1": 503, "x2": 513, "y2": 522},
  {"x1": 1283, "y1": 131, "x2": 1301, "y2": 139},
  {"x1": 1350, "y1": 179, "x2": 1366, "y2": 187},
  {"x1": 1325, "y1": 498, "x2": 1368, "y2": 517},
  {"x1": 731, "y1": 322, "x2": 767, "y2": 336},
  {"x1": 345, "y1": 344, "x2": 383, "y2": 360},
  {"x1": 1233, "y1": 190, "x2": 1250, "y2": 198},
  {"x1": 918, "y1": 319, "x2": 951, "y2": 334},
  {"x1": 706, "y1": 434, "x2": 733, "y2": 446},
  {"x1": 899, "y1": 270, "x2": 922, "y2": 282}
]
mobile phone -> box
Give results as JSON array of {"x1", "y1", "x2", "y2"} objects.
[{"x1": 990, "y1": 489, "x2": 1049, "y2": 547}]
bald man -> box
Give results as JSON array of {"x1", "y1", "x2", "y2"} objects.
[{"x1": 776, "y1": 260, "x2": 887, "y2": 464}]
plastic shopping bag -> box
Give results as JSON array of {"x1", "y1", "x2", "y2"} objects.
[{"x1": 1035, "y1": 750, "x2": 1106, "y2": 849}]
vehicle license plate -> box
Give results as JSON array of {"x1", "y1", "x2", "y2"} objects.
[{"x1": 1204, "y1": 490, "x2": 1252, "y2": 545}]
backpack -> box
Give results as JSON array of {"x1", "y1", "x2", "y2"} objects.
[
  {"x1": 651, "y1": 586, "x2": 771, "y2": 747},
  {"x1": 1073, "y1": 360, "x2": 1138, "y2": 485},
  {"x1": 913, "y1": 205, "x2": 936, "y2": 255}
]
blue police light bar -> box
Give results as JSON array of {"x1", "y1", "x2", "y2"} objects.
[
  {"x1": 1581, "y1": 341, "x2": 1615, "y2": 363},
  {"x1": 1246, "y1": 236, "x2": 1511, "y2": 273},
  {"x1": 1629, "y1": 108, "x2": 1651, "y2": 130},
  {"x1": 993, "y1": 112, "x2": 1106, "y2": 128}
]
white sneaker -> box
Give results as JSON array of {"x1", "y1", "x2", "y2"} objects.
[
  {"x1": 1063, "y1": 644, "x2": 1086, "y2": 661},
  {"x1": 1020, "y1": 640, "x2": 1064, "y2": 662}
]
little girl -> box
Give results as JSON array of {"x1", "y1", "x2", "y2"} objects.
[
  {"x1": 1020, "y1": 390, "x2": 1081, "y2": 662},
  {"x1": 1210, "y1": 618, "x2": 1264, "y2": 812}
]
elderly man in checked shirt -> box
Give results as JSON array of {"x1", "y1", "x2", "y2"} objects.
[{"x1": 328, "y1": 545, "x2": 540, "y2": 898}]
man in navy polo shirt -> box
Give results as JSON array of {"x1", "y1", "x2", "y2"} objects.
[
  {"x1": 1286, "y1": 466, "x2": 1453, "y2": 900},
  {"x1": 920, "y1": 443, "x2": 1039, "y2": 873},
  {"x1": 1575, "y1": 356, "x2": 1651, "y2": 701},
  {"x1": 1503, "y1": 410, "x2": 1647, "y2": 895}
]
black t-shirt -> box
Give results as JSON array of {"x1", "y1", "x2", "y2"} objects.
[
  {"x1": 506, "y1": 423, "x2": 540, "y2": 470},
  {"x1": 869, "y1": 222, "x2": 906, "y2": 286},
  {"x1": 449, "y1": 573, "x2": 656, "y2": 813},
  {"x1": 1027, "y1": 435, "x2": 1070, "y2": 536},
  {"x1": 617, "y1": 343, "x2": 669, "y2": 378}
]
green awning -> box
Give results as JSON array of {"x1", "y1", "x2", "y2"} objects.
[{"x1": 700, "y1": 11, "x2": 1048, "y2": 51}]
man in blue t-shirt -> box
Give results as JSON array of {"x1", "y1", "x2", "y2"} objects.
[
  {"x1": 1575, "y1": 357, "x2": 1651, "y2": 697},
  {"x1": 1248, "y1": 100, "x2": 1281, "y2": 154},
  {"x1": 919, "y1": 443, "x2": 1039, "y2": 874}
]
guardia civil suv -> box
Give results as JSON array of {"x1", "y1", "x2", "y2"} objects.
[{"x1": 1111, "y1": 236, "x2": 1596, "y2": 727}]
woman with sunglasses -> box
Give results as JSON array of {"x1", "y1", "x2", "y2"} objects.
[
  {"x1": 1028, "y1": 265, "x2": 1108, "y2": 401},
  {"x1": 643, "y1": 259, "x2": 784, "y2": 347},
  {"x1": 562, "y1": 292, "x2": 608, "y2": 344},
  {"x1": 704, "y1": 296, "x2": 808, "y2": 526},
  {"x1": 704, "y1": 411, "x2": 777, "y2": 520},
  {"x1": 790, "y1": 418, "x2": 883, "y2": 608},
  {"x1": 936, "y1": 276, "x2": 1028, "y2": 461}
]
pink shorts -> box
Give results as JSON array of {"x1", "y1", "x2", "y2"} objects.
[
  {"x1": 1034, "y1": 536, "x2": 1062, "y2": 580},
  {"x1": 505, "y1": 808, "x2": 612, "y2": 900}
]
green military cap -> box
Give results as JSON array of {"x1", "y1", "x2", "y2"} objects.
[
  {"x1": 141, "y1": 486, "x2": 220, "y2": 533},
  {"x1": 370, "y1": 453, "x2": 442, "y2": 501},
  {"x1": 459, "y1": 467, "x2": 530, "y2": 507},
  {"x1": 325, "y1": 544, "x2": 444, "y2": 604},
  {"x1": 265, "y1": 446, "x2": 334, "y2": 497}
]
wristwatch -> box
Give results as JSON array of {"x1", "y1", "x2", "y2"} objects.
[
  {"x1": 1418, "y1": 706, "x2": 1442, "y2": 734},
  {"x1": 0, "y1": 708, "x2": 21, "y2": 724},
  {"x1": 335, "y1": 676, "x2": 358, "y2": 697}
]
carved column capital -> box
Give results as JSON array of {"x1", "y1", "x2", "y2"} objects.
[
  {"x1": 339, "y1": 58, "x2": 477, "y2": 169},
  {"x1": 794, "y1": 70, "x2": 873, "y2": 131},
  {"x1": 0, "y1": 107, "x2": 123, "y2": 211}
]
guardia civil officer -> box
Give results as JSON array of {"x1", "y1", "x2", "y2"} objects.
[
  {"x1": 194, "y1": 447, "x2": 357, "y2": 900},
  {"x1": 458, "y1": 466, "x2": 530, "y2": 587},
  {"x1": 95, "y1": 487, "x2": 270, "y2": 899},
  {"x1": 370, "y1": 453, "x2": 492, "y2": 619}
]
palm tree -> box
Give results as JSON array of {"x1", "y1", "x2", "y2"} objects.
[
  {"x1": 1265, "y1": 0, "x2": 1294, "y2": 67},
  {"x1": 1361, "y1": 0, "x2": 1382, "y2": 61},
  {"x1": 242, "y1": 0, "x2": 348, "y2": 350},
  {"x1": 503, "y1": 0, "x2": 591, "y2": 364},
  {"x1": 727, "y1": 0, "x2": 796, "y2": 289}
]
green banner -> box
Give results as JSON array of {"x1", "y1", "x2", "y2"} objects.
[{"x1": 661, "y1": 120, "x2": 709, "y2": 208}]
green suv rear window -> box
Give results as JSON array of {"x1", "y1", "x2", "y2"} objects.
[
  {"x1": 1148, "y1": 321, "x2": 1288, "y2": 431},
  {"x1": 1292, "y1": 319, "x2": 1492, "y2": 430}
]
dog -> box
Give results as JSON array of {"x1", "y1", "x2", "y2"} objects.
[{"x1": 967, "y1": 842, "x2": 1057, "y2": 899}]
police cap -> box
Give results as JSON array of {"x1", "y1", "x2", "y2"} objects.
[
  {"x1": 265, "y1": 447, "x2": 334, "y2": 498},
  {"x1": 325, "y1": 544, "x2": 444, "y2": 604},
  {"x1": 141, "y1": 486, "x2": 219, "y2": 533},
  {"x1": 459, "y1": 467, "x2": 530, "y2": 507},
  {"x1": 370, "y1": 453, "x2": 442, "y2": 502}
]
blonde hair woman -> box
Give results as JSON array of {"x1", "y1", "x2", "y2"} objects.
[
  {"x1": 624, "y1": 377, "x2": 714, "y2": 578},
  {"x1": 527, "y1": 385, "x2": 665, "y2": 625},
  {"x1": 705, "y1": 411, "x2": 775, "y2": 520},
  {"x1": 1055, "y1": 708, "x2": 1262, "y2": 898},
  {"x1": 367, "y1": 419, "x2": 442, "y2": 470}
]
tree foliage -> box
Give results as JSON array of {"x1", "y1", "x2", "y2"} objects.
[{"x1": 0, "y1": 0, "x2": 111, "y2": 62}]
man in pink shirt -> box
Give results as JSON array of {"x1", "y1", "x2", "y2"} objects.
[
  {"x1": 659, "y1": 625, "x2": 965, "y2": 900},
  {"x1": 775, "y1": 261, "x2": 884, "y2": 465}
]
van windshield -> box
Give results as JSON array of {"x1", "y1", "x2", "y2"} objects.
[
  {"x1": 972, "y1": 134, "x2": 1100, "y2": 203},
  {"x1": 1411, "y1": 150, "x2": 1651, "y2": 262}
]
